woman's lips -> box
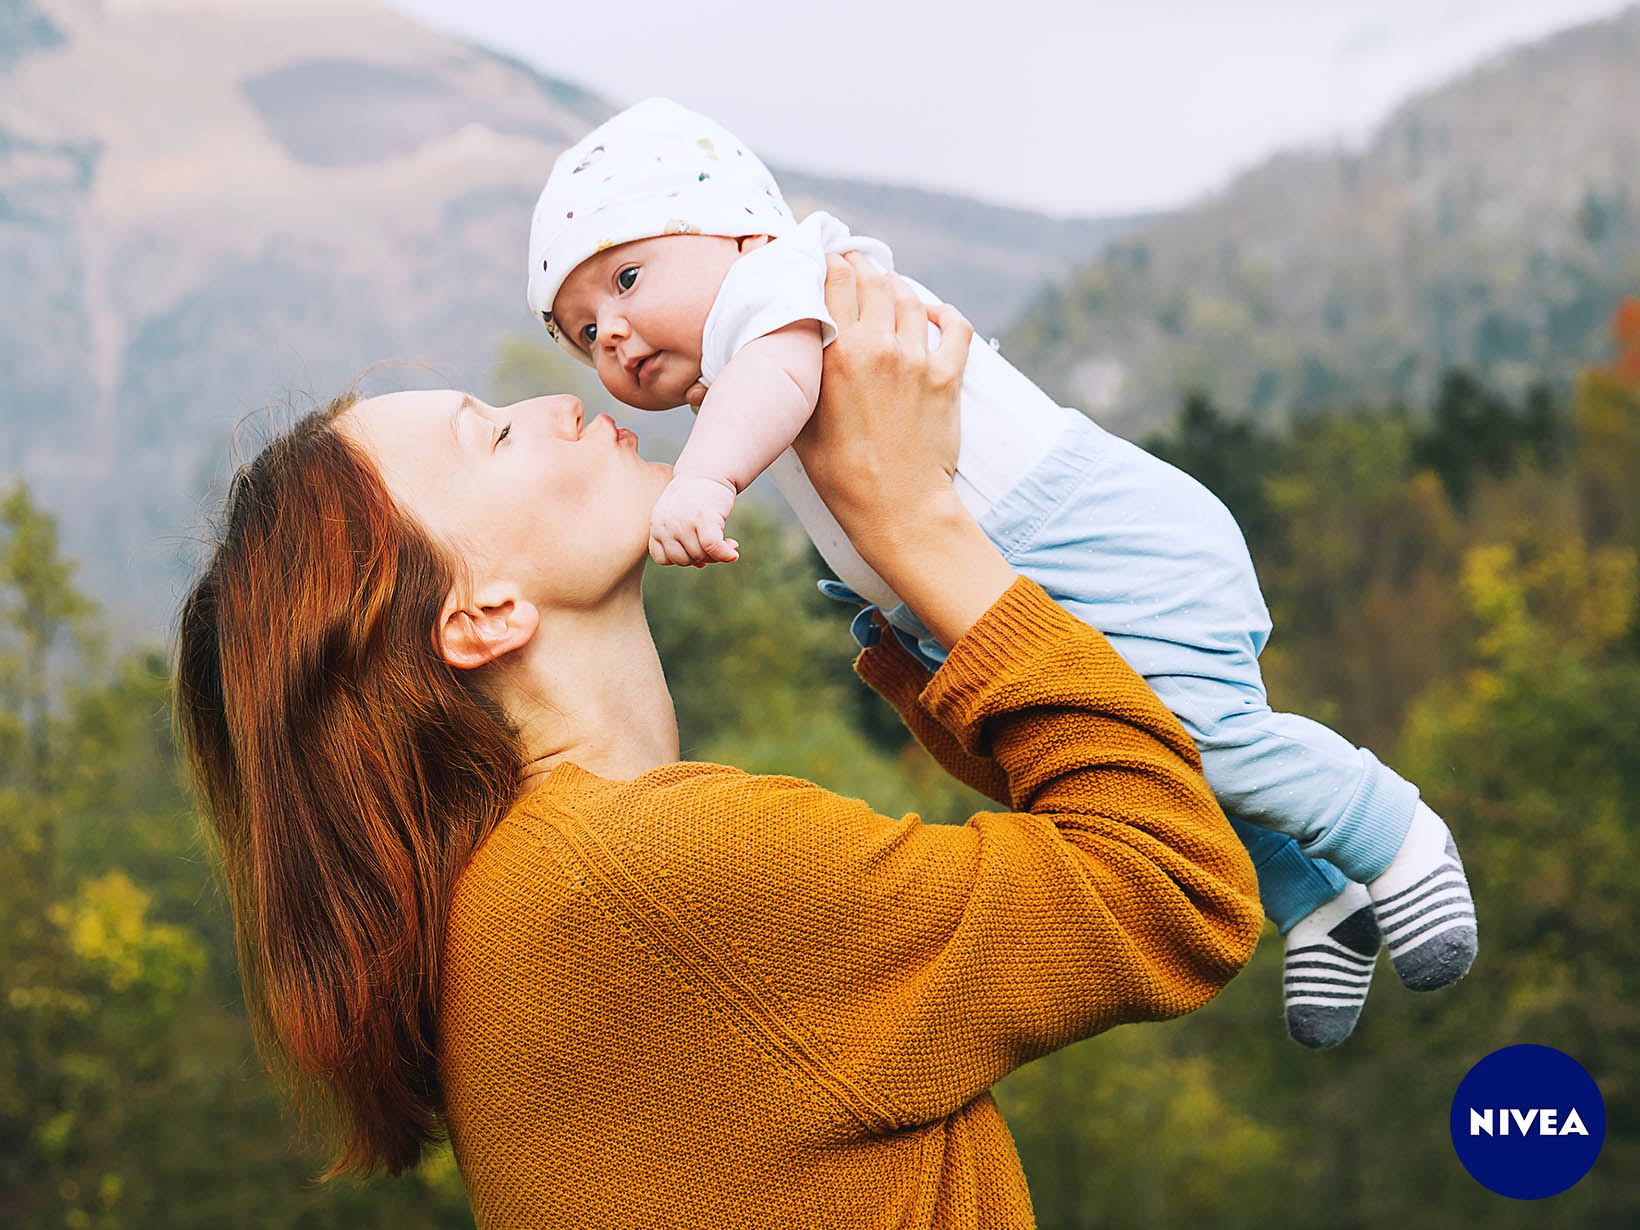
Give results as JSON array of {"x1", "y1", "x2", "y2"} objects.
[{"x1": 615, "y1": 426, "x2": 637, "y2": 444}]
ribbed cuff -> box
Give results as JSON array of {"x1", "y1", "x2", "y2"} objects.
[
  {"x1": 919, "y1": 576, "x2": 1079, "y2": 756},
  {"x1": 1252, "y1": 838, "x2": 1353, "y2": 934},
  {"x1": 1303, "y1": 749, "x2": 1419, "y2": 882},
  {"x1": 853, "y1": 621, "x2": 935, "y2": 708}
]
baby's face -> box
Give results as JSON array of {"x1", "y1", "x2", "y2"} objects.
[{"x1": 552, "y1": 234, "x2": 745, "y2": 412}]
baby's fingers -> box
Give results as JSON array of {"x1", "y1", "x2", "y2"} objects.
[
  {"x1": 703, "y1": 534, "x2": 740, "y2": 563},
  {"x1": 693, "y1": 518, "x2": 740, "y2": 565},
  {"x1": 649, "y1": 527, "x2": 694, "y2": 567}
]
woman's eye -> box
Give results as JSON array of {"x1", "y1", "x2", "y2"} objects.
[
  {"x1": 617, "y1": 266, "x2": 638, "y2": 292},
  {"x1": 579, "y1": 323, "x2": 597, "y2": 347},
  {"x1": 496, "y1": 424, "x2": 511, "y2": 446}
]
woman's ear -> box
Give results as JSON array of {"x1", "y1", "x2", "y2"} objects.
[
  {"x1": 438, "y1": 584, "x2": 541, "y2": 670},
  {"x1": 737, "y1": 234, "x2": 773, "y2": 253}
]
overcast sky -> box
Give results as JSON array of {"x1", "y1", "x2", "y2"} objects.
[{"x1": 385, "y1": 0, "x2": 1631, "y2": 217}]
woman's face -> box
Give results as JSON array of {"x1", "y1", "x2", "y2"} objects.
[{"x1": 339, "y1": 390, "x2": 672, "y2": 610}]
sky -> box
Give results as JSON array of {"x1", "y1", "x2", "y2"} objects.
[{"x1": 385, "y1": 0, "x2": 1631, "y2": 218}]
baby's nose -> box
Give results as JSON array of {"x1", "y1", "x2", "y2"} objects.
[{"x1": 597, "y1": 308, "x2": 629, "y2": 343}]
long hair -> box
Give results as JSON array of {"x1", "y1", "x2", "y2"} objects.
[{"x1": 173, "y1": 393, "x2": 523, "y2": 1177}]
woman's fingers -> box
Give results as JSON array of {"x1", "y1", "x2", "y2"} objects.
[
  {"x1": 893, "y1": 277, "x2": 926, "y2": 358},
  {"x1": 848, "y1": 251, "x2": 896, "y2": 336},
  {"x1": 926, "y1": 302, "x2": 974, "y2": 388},
  {"x1": 822, "y1": 254, "x2": 858, "y2": 328}
]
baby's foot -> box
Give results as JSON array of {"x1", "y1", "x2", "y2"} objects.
[
  {"x1": 1367, "y1": 802, "x2": 1478, "y2": 991},
  {"x1": 1283, "y1": 881, "x2": 1380, "y2": 1049}
]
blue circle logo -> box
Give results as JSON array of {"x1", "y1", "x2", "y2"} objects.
[{"x1": 1450, "y1": 1044, "x2": 1605, "y2": 1199}]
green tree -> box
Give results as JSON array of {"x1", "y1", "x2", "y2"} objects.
[
  {"x1": 0, "y1": 484, "x2": 207, "y2": 1227},
  {"x1": 1392, "y1": 538, "x2": 1640, "y2": 1226},
  {"x1": 0, "y1": 485, "x2": 476, "y2": 1227}
]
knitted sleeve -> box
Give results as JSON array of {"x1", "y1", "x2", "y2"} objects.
[
  {"x1": 675, "y1": 575, "x2": 1265, "y2": 1131},
  {"x1": 849, "y1": 611, "x2": 1011, "y2": 806}
]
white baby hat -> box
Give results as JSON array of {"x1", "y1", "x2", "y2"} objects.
[{"x1": 526, "y1": 97, "x2": 798, "y2": 362}]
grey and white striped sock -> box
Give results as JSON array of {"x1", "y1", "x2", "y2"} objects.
[
  {"x1": 1283, "y1": 881, "x2": 1380, "y2": 1049},
  {"x1": 1368, "y1": 802, "x2": 1478, "y2": 991}
]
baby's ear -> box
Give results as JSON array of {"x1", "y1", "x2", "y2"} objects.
[{"x1": 737, "y1": 234, "x2": 773, "y2": 253}]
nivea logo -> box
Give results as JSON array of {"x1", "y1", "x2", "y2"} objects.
[
  {"x1": 1468, "y1": 1107, "x2": 1590, "y2": 1137},
  {"x1": 1450, "y1": 1045, "x2": 1605, "y2": 1199}
]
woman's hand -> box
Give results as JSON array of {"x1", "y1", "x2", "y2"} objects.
[
  {"x1": 793, "y1": 252, "x2": 1017, "y2": 656},
  {"x1": 794, "y1": 252, "x2": 974, "y2": 545}
]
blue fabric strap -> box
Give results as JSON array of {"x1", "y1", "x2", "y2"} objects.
[{"x1": 816, "y1": 579, "x2": 883, "y2": 649}]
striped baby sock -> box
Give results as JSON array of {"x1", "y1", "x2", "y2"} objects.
[
  {"x1": 1367, "y1": 801, "x2": 1478, "y2": 991},
  {"x1": 1283, "y1": 881, "x2": 1380, "y2": 1049}
]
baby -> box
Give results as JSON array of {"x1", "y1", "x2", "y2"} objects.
[{"x1": 526, "y1": 98, "x2": 1478, "y2": 1048}]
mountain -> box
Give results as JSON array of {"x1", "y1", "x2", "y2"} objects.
[
  {"x1": 0, "y1": 0, "x2": 1132, "y2": 635},
  {"x1": 1003, "y1": 4, "x2": 1640, "y2": 437}
]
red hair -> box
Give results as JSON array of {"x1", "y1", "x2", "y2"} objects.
[{"x1": 173, "y1": 394, "x2": 523, "y2": 1177}]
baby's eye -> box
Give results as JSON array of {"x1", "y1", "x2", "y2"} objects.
[
  {"x1": 616, "y1": 266, "x2": 639, "y2": 292},
  {"x1": 579, "y1": 322, "x2": 597, "y2": 348}
]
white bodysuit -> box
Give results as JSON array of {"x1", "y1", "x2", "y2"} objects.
[{"x1": 699, "y1": 211, "x2": 1078, "y2": 611}]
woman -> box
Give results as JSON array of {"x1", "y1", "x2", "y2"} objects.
[{"x1": 174, "y1": 254, "x2": 1262, "y2": 1228}]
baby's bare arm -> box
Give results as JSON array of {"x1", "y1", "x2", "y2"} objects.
[{"x1": 673, "y1": 321, "x2": 823, "y2": 492}]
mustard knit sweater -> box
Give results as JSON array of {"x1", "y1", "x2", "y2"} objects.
[{"x1": 436, "y1": 576, "x2": 1264, "y2": 1228}]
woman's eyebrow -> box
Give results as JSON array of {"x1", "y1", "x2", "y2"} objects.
[{"x1": 449, "y1": 394, "x2": 480, "y2": 447}]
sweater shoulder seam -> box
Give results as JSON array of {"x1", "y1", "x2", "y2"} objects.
[{"x1": 537, "y1": 791, "x2": 901, "y2": 1134}]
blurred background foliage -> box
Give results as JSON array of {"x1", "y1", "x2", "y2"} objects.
[{"x1": 3, "y1": 302, "x2": 1636, "y2": 1227}]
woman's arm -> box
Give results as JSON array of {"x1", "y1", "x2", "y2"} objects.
[
  {"x1": 657, "y1": 573, "x2": 1262, "y2": 1130},
  {"x1": 794, "y1": 252, "x2": 1016, "y2": 652},
  {"x1": 850, "y1": 619, "x2": 1011, "y2": 806},
  {"x1": 786, "y1": 251, "x2": 1029, "y2": 806}
]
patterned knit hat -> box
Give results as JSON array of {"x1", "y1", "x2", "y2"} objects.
[{"x1": 526, "y1": 97, "x2": 797, "y2": 357}]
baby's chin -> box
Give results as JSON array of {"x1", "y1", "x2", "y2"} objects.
[
  {"x1": 625, "y1": 364, "x2": 703, "y2": 412},
  {"x1": 617, "y1": 384, "x2": 692, "y2": 412}
]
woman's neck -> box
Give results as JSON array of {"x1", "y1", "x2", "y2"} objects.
[{"x1": 502, "y1": 587, "x2": 679, "y2": 787}]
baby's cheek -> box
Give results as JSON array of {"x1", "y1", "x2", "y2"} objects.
[{"x1": 596, "y1": 364, "x2": 639, "y2": 407}]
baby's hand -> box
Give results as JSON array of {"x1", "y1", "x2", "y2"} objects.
[{"x1": 649, "y1": 475, "x2": 741, "y2": 567}]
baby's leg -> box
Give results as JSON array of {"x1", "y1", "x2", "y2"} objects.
[
  {"x1": 1154, "y1": 669, "x2": 1475, "y2": 994},
  {"x1": 1143, "y1": 667, "x2": 1391, "y2": 1046},
  {"x1": 994, "y1": 414, "x2": 1474, "y2": 991},
  {"x1": 1227, "y1": 817, "x2": 1349, "y2": 933},
  {"x1": 1152, "y1": 670, "x2": 1417, "y2": 882}
]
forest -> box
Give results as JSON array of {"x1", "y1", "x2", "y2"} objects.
[{"x1": 2, "y1": 302, "x2": 1636, "y2": 1228}]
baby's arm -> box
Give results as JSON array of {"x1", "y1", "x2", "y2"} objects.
[{"x1": 649, "y1": 320, "x2": 823, "y2": 566}]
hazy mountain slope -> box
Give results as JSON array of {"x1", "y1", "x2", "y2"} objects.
[
  {"x1": 0, "y1": 0, "x2": 1130, "y2": 634},
  {"x1": 1004, "y1": 5, "x2": 1640, "y2": 436}
]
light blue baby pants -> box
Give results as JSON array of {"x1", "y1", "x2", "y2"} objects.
[{"x1": 820, "y1": 412, "x2": 1419, "y2": 933}]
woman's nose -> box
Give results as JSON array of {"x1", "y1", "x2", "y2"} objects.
[{"x1": 505, "y1": 394, "x2": 583, "y2": 439}]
